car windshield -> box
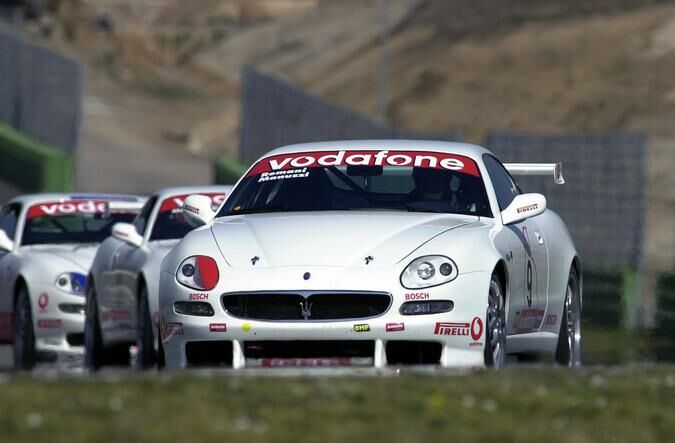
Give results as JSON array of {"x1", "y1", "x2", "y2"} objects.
[
  {"x1": 150, "y1": 193, "x2": 225, "y2": 241},
  {"x1": 218, "y1": 150, "x2": 492, "y2": 217},
  {"x1": 22, "y1": 200, "x2": 137, "y2": 245}
]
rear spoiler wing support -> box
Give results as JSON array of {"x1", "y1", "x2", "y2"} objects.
[{"x1": 503, "y1": 162, "x2": 565, "y2": 185}]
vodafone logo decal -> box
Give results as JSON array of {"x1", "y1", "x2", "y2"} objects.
[
  {"x1": 159, "y1": 193, "x2": 226, "y2": 213},
  {"x1": 248, "y1": 150, "x2": 480, "y2": 177},
  {"x1": 470, "y1": 317, "x2": 483, "y2": 341},
  {"x1": 27, "y1": 200, "x2": 108, "y2": 219}
]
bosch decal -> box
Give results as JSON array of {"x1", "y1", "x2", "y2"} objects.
[
  {"x1": 188, "y1": 293, "x2": 209, "y2": 300},
  {"x1": 386, "y1": 322, "x2": 405, "y2": 332},
  {"x1": 353, "y1": 324, "x2": 370, "y2": 333},
  {"x1": 209, "y1": 323, "x2": 227, "y2": 332},
  {"x1": 248, "y1": 150, "x2": 480, "y2": 177},
  {"x1": 405, "y1": 292, "x2": 429, "y2": 300}
]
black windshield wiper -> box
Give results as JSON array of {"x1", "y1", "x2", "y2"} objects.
[{"x1": 229, "y1": 205, "x2": 294, "y2": 215}]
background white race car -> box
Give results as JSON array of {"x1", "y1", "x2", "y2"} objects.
[
  {"x1": 0, "y1": 193, "x2": 145, "y2": 369},
  {"x1": 159, "y1": 140, "x2": 581, "y2": 370},
  {"x1": 85, "y1": 186, "x2": 231, "y2": 370}
]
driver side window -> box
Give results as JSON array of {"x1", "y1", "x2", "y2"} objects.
[
  {"x1": 133, "y1": 196, "x2": 157, "y2": 235},
  {"x1": 483, "y1": 154, "x2": 520, "y2": 211},
  {"x1": 0, "y1": 203, "x2": 21, "y2": 241}
]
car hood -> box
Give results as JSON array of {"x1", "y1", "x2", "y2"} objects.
[
  {"x1": 210, "y1": 211, "x2": 478, "y2": 268},
  {"x1": 21, "y1": 243, "x2": 99, "y2": 272}
]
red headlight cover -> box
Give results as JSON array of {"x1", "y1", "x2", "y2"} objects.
[{"x1": 195, "y1": 255, "x2": 219, "y2": 290}]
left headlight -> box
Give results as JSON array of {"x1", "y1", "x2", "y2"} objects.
[
  {"x1": 55, "y1": 272, "x2": 87, "y2": 295},
  {"x1": 176, "y1": 255, "x2": 220, "y2": 290},
  {"x1": 400, "y1": 255, "x2": 458, "y2": 289}
]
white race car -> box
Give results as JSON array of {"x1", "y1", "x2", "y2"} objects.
[
  {"x1": 0, "y1": 193, "x2": 146, "y2": 369},
  {"x1": 159, "y1": 140, "x2": 581, "y2": 369},
  {"x1": 85, "y1": 186, "x2": 231, "y2": 370}
]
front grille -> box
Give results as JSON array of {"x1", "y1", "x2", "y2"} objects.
[{"x1": 222, "y1": 291, "x2": 392, "y2": 321}]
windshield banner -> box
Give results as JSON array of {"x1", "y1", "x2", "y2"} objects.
[
  {"x1": 27, "y1": 200, "x2": 110, "y2": 219},
  {"x1": 247, "y1": 150, "x2": 480, "y2": 177},
  {"x1": 158, "y1": 193, "x2": 227, "y2": 213}
]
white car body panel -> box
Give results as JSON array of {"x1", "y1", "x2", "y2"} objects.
[
  {"x1": 158, "y1": 140, "x2": 579, "y2": 369},
  {"x1": 0, "y1": 193, "x2": 146, "y2": 363},
  {"x1": 89, "y1": 186, "x2": 232, "y2": 349}
]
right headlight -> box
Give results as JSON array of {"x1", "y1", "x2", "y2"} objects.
[{"x1": 400, "y1": 255, "x2": 458, "y2": 289}]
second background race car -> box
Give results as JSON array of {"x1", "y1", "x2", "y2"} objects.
[{"x1": 85, "y1": 186, "x2": 231, "y2": 370}]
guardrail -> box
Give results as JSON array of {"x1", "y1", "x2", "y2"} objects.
[{"x1": 0, "y1": 122, "x2": 74, "y2": 192}]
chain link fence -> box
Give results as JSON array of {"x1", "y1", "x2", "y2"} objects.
[
  {"x1": 239, "y1": 67, "x2": 460, "y2": 166},
  {"x1": 0, "y1": 29, "x2": 83, "y2": 154}
]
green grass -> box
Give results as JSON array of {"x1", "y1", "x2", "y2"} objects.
[{"x1": 3, "y1": 366, "x2": 675, "y2": 443}]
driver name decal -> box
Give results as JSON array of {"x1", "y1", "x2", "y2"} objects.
[{"x1": 248, "y1": 150, "x2": 480, "y2": 177}]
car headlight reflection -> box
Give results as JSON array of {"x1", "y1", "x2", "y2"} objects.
[
  {"x1": 55, "y1": 272, "x2": 87, "y2": 295},
  {"x1": 400, "y1": 255, "x2": 458, "y2": 289}
]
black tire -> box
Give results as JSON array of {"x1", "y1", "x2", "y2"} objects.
[
  {"x1": 484, "y1": 272, "x2": 506, "y2": 368},
  {"x1": 84, "y1": 285, "x2": 104, "y2": 371},
  {"x1": 135, "y1": 284, "x2": 156, "y2": 370},
  {"x1": 13, "y1": 285, "x2": 36, "y2": 371},
  {"x1": 555, "y1": 267, "x2": 582, "y2": 367},
  {"x1": 156, "y1": 323, "x2": 165, "y2": 370}
]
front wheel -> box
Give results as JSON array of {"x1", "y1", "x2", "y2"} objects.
[
  {"x1": 13, "y1": 286, "x2": 36, "y2": 371},
  {"x1": 555, "y1": 267, "x2": 582, "y2": 367},
  {"x1": 135, "y1": 285, "x2": 156, "y2": 370},
  {"x1": 484, "y1": 273, "x2": 506, "y2": 368},
  {"x1": 84, "y1": 285, "x2": 104, "y2": 371}
]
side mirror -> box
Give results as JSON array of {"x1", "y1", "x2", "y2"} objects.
[
  {"x1": 183, "y1": 194, "x2": 216, "y2": 228},
  {"x1": 0, "y1": 229, "x2": 14, "y2": 251},
  {"x1": 501, "y1": 193, "x2": 547, "y2": 225},
  {"x1": 112, "y1": 223, "x2": 143, "y2": 248}
]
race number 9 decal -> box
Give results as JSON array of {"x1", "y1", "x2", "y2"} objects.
[{"x1": 526, "y1": 259, "x2": 533, "y2": 307}]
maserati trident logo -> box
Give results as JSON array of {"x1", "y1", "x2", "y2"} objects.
[
  {"x1": 251, "y1": 256, "x2": 259, "y2": 266},
  {"x1": 365, "y1": 256, "x2": 374, "y2": 265},
  {"x1": 299, "y1": 300, "x2": 313, "y2": 320}
]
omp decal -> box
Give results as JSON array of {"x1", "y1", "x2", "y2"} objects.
[
  {"x1": 405, "y1": 292, "x2": 429, "y2": 300},
  {"x1": 38, "y1": 293, "x2": 49, "y2": 311},
  {"x1": 386, "y1": 323, "x2": 405, "y2": 332},
  {"x1": 209, "y1": 323, "x2": 227, "y2": 332},
  {"x1": 258, "y1": 168, "x2": 310, "y2": 182},
  {"x1": 353, "y1": 324, "x2": 370, "y2": 332},
  {"x1": 516, "y1": 203, "x2": 539, "y2": 214},
  {"x1": 248, "y1": 150, "x2": 480, "y2": 177},
  {"x1": 37, "y1": 319, "x2": 62, "y2": 329},
  {"x1": 27, "y1": 200, "x2": 109, "y2": 219},
  {"x1": 158, "y1": 193, "x2": 226, "y2": 213},
  {"x1": 188, "y1": 293, "x2": 208, "y2": 300}
]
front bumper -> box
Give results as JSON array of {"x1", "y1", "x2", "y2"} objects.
[
  {"x1": 159, "y1": 268, "x2": 491, "y2": 369},
  {"x1": 30, "y1": 283, "x2": 85, "y2": 364}
]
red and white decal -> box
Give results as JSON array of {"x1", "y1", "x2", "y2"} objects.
[
  {"x1": 386, "y1": 322, "x2": 405, "y2": 332},
  {"x1": 27, "y1": 200, "x2": 109, "y2": 219},
  {"x1": 434, "y1": 317, "x2": 483, "y2": 346},
  {"x1": 37, "y1": 319, "x2": 62, "y2": 329},
  {"x1": 405, "y1": 292, "x2": 429, "y2": 300},
  {"x1": 158, "y1": 193, "x2": 226, "y2": 213},
  {"x1": 546, "y1": 314, "x2": 557, "y2": 325},
  {"x1": 209, "y1": 323, "x2": 227, "y2": 332},
  {"x1": 38, "y1": 293, "x2": 49, "y2": 311},
  {"x1": 247, "y1": 150, "x2": 480, "y2": 177},
  {"x1": 188, "y1": 293, "x2": 208, "y2": 301},
  {"x1": 101, "y1": 309, "x2": 132, "y2": 322},
  {"x1": 161, "y1": 321, "x2": 184, "y2": 341}
]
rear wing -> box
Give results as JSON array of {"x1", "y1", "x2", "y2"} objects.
[
  {"x1": 103, "y1": 200, "x2": 146, "y2": 218},
  {"x1": 503, "y1": 162, "x2": 565, "y2": 185}
]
